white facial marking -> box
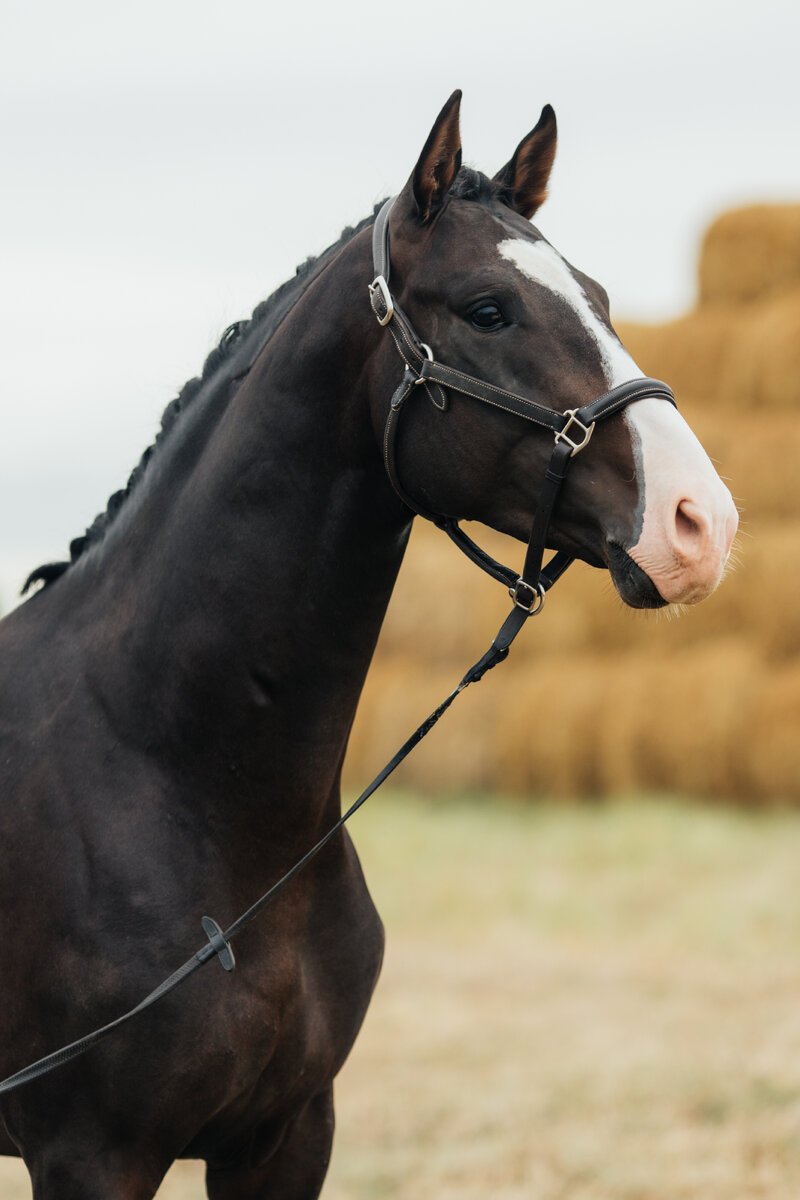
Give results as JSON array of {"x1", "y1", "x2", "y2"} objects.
[
  {"x1": 498, "y1": 235, "x2": 739, "y2": 604},
  {"x1": 497, "y1": 237, "x2": 641, "y2": 388}
]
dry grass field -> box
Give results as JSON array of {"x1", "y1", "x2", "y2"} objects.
[{"x1": 1, "y1": 793, "x2": 799, "y2": 1199}]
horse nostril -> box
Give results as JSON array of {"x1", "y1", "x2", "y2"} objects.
[
  {"x1": 673, "y1": 499, "x2": 708, "y2": 559},
  {"x1": 676, "y1": 500, "x2": 700, "y2": 536}
]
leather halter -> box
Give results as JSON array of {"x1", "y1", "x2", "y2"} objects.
[{"x1": 369, "y1": 195, "x2": 676, "y2": 619}]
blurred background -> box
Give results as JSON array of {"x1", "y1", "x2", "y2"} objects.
[{"x1": 2, "y1": 0, "x2": 800, "y2": 1196}]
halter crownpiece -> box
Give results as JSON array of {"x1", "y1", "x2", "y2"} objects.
[{"x1": 369, "y1": 195, "x2": 677, "y2": 625}]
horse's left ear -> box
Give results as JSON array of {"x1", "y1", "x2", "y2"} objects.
[
  {"x1": 407, "y1": 90, "x2": 463, "y2": 222},
  {"x1": 493, "y1": 105, "x2": 557, "y2": 219}
]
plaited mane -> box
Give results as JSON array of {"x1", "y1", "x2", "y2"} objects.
[{"x1": 24, "y1": 171, "x2": 506, "y2": 594}]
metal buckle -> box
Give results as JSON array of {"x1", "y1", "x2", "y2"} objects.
[
  {"x1": 554, "y1": 410, "x2": 595, "y2": 456},
  {"x1": 368, "y1": 275, "x2": 394, "y2": 326},
  {"x1": 509, "y1": 578, "x2": 546, "y2": 614},
  {"x1": 413, "y1": 342, "x2": 434, "y2": 382}
]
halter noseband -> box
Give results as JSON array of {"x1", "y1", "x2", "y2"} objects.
[{"x1": 369, "y1": 195, "x2": 676, "y2": 622}]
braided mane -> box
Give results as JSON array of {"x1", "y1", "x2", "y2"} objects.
[
  {"x1": 23, "y1": 205, "x2": 383, "y2": 594},
  {"x1": 24, "y1": 171, "x2": 506, "y2": 595}
]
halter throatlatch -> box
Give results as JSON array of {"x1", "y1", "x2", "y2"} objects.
[{"x1": 370, "y1": 195, "x2": 676, "y2": 670}]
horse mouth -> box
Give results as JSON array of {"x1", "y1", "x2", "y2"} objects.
[{"x1": 605, "y1": 542, "x2": 668, "y2": 609}]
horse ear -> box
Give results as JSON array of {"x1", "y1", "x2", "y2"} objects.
[
  {"x1": 409, "y1": 90, "x2": 463, "y2": 222},
  {"x1": 493, "y1": 105, "x2": 557, "y2": 219}
]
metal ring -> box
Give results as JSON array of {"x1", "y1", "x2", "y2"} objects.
[{"x1": 509, "y1": 579, "x2": 546, "y2": 615}]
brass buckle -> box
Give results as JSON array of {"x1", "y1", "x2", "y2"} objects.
[
  {"x1": 555, "y1": 410, "x2": 595, "y2": 456},
  {"x1": 509, "y1": 578, "x2": 546, "y2": 614},
  {"x1": 368, "y1": 275, "x2": 394, "y2": 326}
]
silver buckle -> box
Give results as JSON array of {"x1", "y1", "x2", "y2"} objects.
[
  {"x1": 413, "y1": 342, "x2": 434, "y2": 382},
  {"x1": 555, "y1": 410, "x2": 595, "y2": 456},
  {"x1": 509, "y1": 578, "x2": 546, "y2": 615},
  {"x1": 368, "y1": 275, "x2": 394, "y2": 326}
]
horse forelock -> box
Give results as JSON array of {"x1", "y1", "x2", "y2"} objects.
[{"x1": 448, "y1": 167, "x2": 505, "y2": 206}]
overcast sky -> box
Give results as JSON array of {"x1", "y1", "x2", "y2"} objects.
[{"x1": 1, "y1": 0, "x2": 798, "y2": 607}]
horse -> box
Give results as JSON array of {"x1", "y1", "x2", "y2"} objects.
[{"x1": 0, "y1": 91, "x2": 737, "y2": 1198}]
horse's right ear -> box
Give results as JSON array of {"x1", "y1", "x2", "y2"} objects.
[{"x1": 403, "y1": 91, "x2": 463, "y2": 223}]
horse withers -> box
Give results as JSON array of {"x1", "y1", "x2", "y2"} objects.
[{"x1": 0, "y1": 93, "x2": 737, "y2": 1198}]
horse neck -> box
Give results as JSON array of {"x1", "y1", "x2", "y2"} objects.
[{"x1": 68, "y1": 227, "x2": 411, "y2": 824}]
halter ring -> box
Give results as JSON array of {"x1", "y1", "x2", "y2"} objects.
[{"x1": 509, "y1": 578, "x2": 546, "y2": 615}]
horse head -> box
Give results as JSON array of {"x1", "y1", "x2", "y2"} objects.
[{"x1": 368, "y1": 92, "x2": 738, "y2": 608}]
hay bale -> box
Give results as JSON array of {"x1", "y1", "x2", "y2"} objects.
[
  {"x1": 593, "y1": 643, "x2": 759, "y2": 799},
  {"x1": 345, "y1": 655, "x2": 524, "y2": 794},
  {"x1": 346, "y1": 644, "x2": 780, "y2": 802},
  {"x1": 719, "y1": 287, "x2": 800, "y2": 410},
  {"x1": 685, "y1": 410, "x2": 800, "y2": 520},
  {"x1": 617, "y1": 309, "x2": 743, "y2": 407},
  {"x1": 620, "y1": 288, "x2": 800, "y2": 414},
  {"x1": 619, "y1": 291, "x2": 800, "y2": 413},
  {"x1": 495, "y1": 657, "x2": 610, "y2": 796},
  {"x1": 699, "y1": 204, "x2": 800, "y2": 306}
]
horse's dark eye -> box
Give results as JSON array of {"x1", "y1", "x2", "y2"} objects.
[{"x1": 469, "y1": 302, "x2": 506, "y2": 330}]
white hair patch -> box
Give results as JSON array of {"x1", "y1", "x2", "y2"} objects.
[{"x1": 497, "y1": 237, "x2": 641, "y2": 388}]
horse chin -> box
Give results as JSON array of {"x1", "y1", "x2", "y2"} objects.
[{"x1": 605, "y1": 542, "x2": 669, "y2": 610}]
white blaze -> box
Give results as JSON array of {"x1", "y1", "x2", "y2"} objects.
[
  {"x1": 497, "y1": 236, "x2": 739, "y2": 604},
  {"x1": 497, "y1": 237, "x2": 640, "y2": 387}
]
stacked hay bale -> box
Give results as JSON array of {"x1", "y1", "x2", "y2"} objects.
[{"x1": 346, "y1": 205, "x2": 800, "y2": 802}]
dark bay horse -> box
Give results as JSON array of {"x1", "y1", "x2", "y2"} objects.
[{"x1": 0, "y1": 93, "x2": 737, "y2": 1197}]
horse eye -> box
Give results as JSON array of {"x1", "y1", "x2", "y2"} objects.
[{"x1": 469, "y1": 301, "x2": 506, "y2": 330}]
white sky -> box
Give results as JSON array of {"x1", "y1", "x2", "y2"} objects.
[{"x1": 1, "y1": 0, "x2": 798, "y2": 607}]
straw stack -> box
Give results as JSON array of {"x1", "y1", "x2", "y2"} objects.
[
  {"x1": 345, "y1": 204, "x2": 800, "y2": 803},
  {"x1": 699, "y1": 204, "x2": 800, "y2": 305}
]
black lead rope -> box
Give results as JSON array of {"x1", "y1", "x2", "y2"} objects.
[
  {"x1": 0, "y1": 198, "x2": 677, "y2": 1098},
  {"x1": 0, "y1": 599, "x2": 532, "y2": 1098}
]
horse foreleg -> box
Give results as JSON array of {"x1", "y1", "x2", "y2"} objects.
[
  {"x1": 205, "y1": 1088, "x2": 335, "y2": 1200},
  {"x1": 27, "y1": 1147, "x2": 164, "y2": 1200}
]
